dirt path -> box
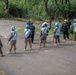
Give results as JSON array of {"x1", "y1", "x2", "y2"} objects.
[{"x1": 0, "y1": 20, "x2": 76, "y2": 75}]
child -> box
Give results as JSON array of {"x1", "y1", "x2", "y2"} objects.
[
  {"x1": 72, "y1": 19, "x2": 76, "y2": 43},
  {"x1": 42, "y1": 22, "x2": 50, "y2": 42},
  {"x1": 0, "y1": 39, "x2": 4, "y2": 56},
  {"x1": 54, "y1": 22, "x2": 60, "y2": 45},
  {"x1": 24, "y1": 25, "x2": 32, "y2": 50},
  {"x1": 39, "y1": 23, "x2": 48, "y2": 48},
  {"x1": 7, "y1": 26, "x2": 17, "y2": 54}
]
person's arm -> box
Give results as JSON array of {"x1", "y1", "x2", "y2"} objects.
[
  {"x1": 60, "y1": 24, "x2": 63, "y2": 31},
  {"x1": 54, "y1": 28, "x2": 57, "y2": 33},
  {"x1": 34, "y1": 26, "x2": 36, "y2": 34},
  {"x1": 8, "y1": 33, "x2": 13, "y2": 42}
]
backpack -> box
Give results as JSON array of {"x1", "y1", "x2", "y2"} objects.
[
  {"x1": 8, "y1": 31, "x2": 17, "y2": 41},
  {"x1": 41, "y1": 28, "x2": 48, "y2": 35},
  {"x1": 24, "y1": 29, "x2": 31, "y2": 38},
  {"x1": 54, "y1": 27, "x2": 60, "y2": 36},
  {"x1": 61, "y1": 23, "x2": 68, "y2": 31}
]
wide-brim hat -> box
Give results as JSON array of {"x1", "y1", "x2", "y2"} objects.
[
  {"x1": 44, "y1": 22, "x2": 47, "y2": 24},
  {"x1": 64, "y1": 19, "x2": 67, "y2": 22}
]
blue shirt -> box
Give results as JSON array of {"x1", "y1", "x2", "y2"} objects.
[
  {"x1": 54, "y1": 27, "x2": 60, "y2": 36},
  {"x1": 11, "y1": 31, "x2": 17, "y2": 40}
]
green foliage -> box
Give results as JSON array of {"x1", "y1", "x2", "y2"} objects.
[
  {"x1": 17, "y1": 28, "x2": 24, "y2": 34},
  {"x1": 0, "y1": 0, "x2": 76, "y2": 20},
  {"x1": 0, "y1": 1, "x2": 6, "y2": 18},
  {"x1": 8, "y1": 0, "x2": 46, "y2": 20}
]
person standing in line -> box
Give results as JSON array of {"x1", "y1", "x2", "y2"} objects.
[
  {"x1": 30, "y1": 22, "x2": 35, "y2": 43},
  {"x1": 54, "y1": 22, "x2": 60, "y2": 45},
  {"x1": 7, "y1": 26, "x2": 17, "y2": 54},
  {"x1": 61, "y1": 19, "x2": 69, "y2": 41},
  {"x1": 39, "y1": 23, "x2": 48, "y2": 48},
  {"x1": 72, "y1": 19, "x2": 76, "y2": 43},
  {"x1": 24, "y1": 25, "x2": 32, "y2": 50},
  {"x1": 42, "y1": 22, "x2": 50, "y2": 43}
]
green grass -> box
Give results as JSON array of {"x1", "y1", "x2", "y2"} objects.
[
  {"x1": 17, "y1": 28, "x2": 24, "y2": 34},
  {"x1": 36, "y1": 28, "x2": 41, "y2": 32}
]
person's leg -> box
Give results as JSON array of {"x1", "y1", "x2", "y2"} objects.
[
  {"x1": 0, "y1": 48, "x2": 4, "y2": 56},
  {"x1": 74, "y1": 32, "x2": 76, "y2": 42},
  {"x1": 68, "y1": 29, "x2": 70, "y2": 39},
  {"x1": 73, "y1": 32, "x2": 75, "y2": 41},
  {"x1": 39, "y1": 36, "x2": 43, "y2": 47},
  {"x1": 13, "y1": 40, "x2": 16, "y2": 53},
  {"x1": 8, "y1": 41, "x2": 13, "y2": 53},
  {"x1": 54, "y1": 36, "x2": 57, "y2": 45},
  {"x1": 63, "y1": 31, "x2": 66, "y2": 40},
  {"x1": 32, "y1": 34, "x2": 34, "y2": 43},
  {"x1": 66, "y1": 30, "x2": 69, "y2": 39},
  {"x1": 31, "y1": 34, "x2": 33, "y2": 43},
  {"x1": 24, "y1": 38, "x2": 27, "y2": 50},
  {"x1": 29, "y1": 38, "x2": 32, "y2": 50},
  {"x1": 43, "y1": 35, "x2": 46, "y2": 47},
  {"x1": 57, "y1": 36, "x2": 60, "y2": 44}
]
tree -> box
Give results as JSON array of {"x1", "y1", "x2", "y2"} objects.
[
  {"x1": 4, "y1": 0, "x2": 9, "y2": 18},
  {"x1": 44, "y1": 0, "x2": 51, "y2": 27},
  {"x1": 54, "y1": 0, "x2": 71, "y2": 18}
]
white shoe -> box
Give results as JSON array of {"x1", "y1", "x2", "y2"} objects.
[
  {"x1": 73, "y1": 41, "x2": 76, "y2": 43},
  {"x1": 7, "y1": 52, "x2": 11, "y2": 54},
  {"x1": 54, "y1": 44, "x2": 57, "y2": 46}
]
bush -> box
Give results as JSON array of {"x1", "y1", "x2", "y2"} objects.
[{"x1": 9, "y1": 3, "x2": 22, "y2": 18}]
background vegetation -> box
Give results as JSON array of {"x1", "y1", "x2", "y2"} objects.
[
  {"x1": 0, "y1": 0, "x2": 75, "y2": 39},
  {"x1": 0, "y1": 0, "x2": 76, "y2": 20}
]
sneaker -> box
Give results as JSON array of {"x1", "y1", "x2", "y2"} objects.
[
  {"x1": 24, "y1": 48, "x2": 26, "y2": 50},
  {"x1": 44, "y1": 46, "x2": 46, "y2": 48},
  {"x1": 7, "y1": 52, "x2": 11, "y2": 54},
  {"x1": 54, "y1": 44, "x2": 57, "y2": 46},
  {"x1": 57, "y1": 43, "x2": 60, "y2": 45},
  {"x1": 73, "y1": 41, "x2": 76, "y2": 43},
  {"x1": 63, "y1": 39, "x2": 66, "y2": 41},
  {"x1": 38, "y1": 46, "x2": 41, "y2": 48},
  {"x1": 1, "y1": 54, "x2": 4, "y2": 57}
]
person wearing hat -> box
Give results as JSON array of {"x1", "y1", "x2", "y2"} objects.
[
  {"x1": 61, "y1": 19, "x2": 69, "y2": 41},
  {"x1": 39, "y1": 23, "x2": 48, "y2": 48},
  {"x1": 24, "y1": 24, "x2": 32, "y2": 50},
  {"x1": 42, "y1": 22, "x2": 50, "y2": 43},
  {"x1": 72, "y1": 18, "x2": 76, "y2": 43},
  {"x1": 7, "y1": 26, "x2": 17, "y2": 54},
  {"x1": 54, "y1": 22, "x2": 60, "y2": 45}
]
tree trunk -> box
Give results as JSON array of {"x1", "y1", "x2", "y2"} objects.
[
  {"x1": 44, "y1": 0, "x2": 51, "y2": 27},
  {"x1": 4, "y1": 0, "x2": 9, "y2": 18}
]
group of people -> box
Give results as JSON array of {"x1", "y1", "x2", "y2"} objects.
[
  {"x1": 0, "y1": 18, "x2": 76, "y2": 57},
  {"x1": 54, "y1": 18, "x2": 76, "y2": 46}
]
